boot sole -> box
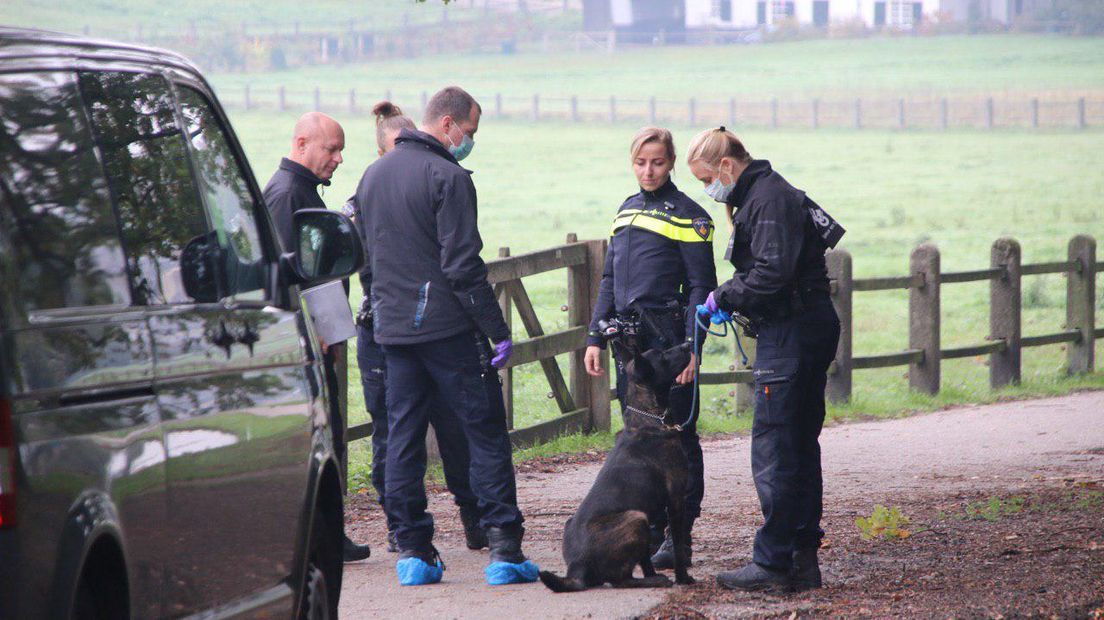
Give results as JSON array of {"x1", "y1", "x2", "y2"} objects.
[{"x1": 716, "y1": 577, "x2": 791, "y2": 593}]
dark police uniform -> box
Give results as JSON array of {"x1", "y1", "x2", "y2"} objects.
[
  {"x1": 712, "y1": 159, "x2": 843, "y2": 573},
  {"x1": 354, "y1": 128, "x2": 520, "y2": 554},
  {"x1": 262, "y1": 157, "x2": 348, "y2": 467},
  {"x1": 353, "y1": 267, "x2": 480, "y2": 540},
  {"x1": 587, "y1": 179, "x2": 717, "y2": 535}
]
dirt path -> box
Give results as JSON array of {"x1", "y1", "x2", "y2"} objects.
[{"x1": 340, "y1": 392, "x2": 1104, "y2": 619}]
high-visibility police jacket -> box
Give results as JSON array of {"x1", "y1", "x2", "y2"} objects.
[{"x1": 587, "y1": 179, "x2": 718, "y2": 348}]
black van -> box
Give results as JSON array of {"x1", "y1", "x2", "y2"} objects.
[{"x1": 0, "y1": 28, "x2": 362, "y2": 619}]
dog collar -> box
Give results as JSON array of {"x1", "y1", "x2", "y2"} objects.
[{"x1": 624, "y1": 405, "x2": 682, "y2": 432}]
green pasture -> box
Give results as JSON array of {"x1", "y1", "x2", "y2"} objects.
[
  {"x1": 226, "y1": 108, "x2": 1104, "y2": 488},
  {"x1": 2, "y1": 0, "x2": 492, "y2": 37},
  {"x1": 208, "y1": 35, "x2": 1104, "y2": 101}
]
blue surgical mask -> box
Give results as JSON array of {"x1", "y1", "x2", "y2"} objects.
[
  {"x1": 704, "y1": 178, "x2": 735, "y2": 203},
  {"x1": 447, "y1": 125, "x2": 475, "y2": 161}
]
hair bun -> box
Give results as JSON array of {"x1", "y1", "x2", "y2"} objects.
[
  {"x1": 372, "y1": 100, "x2": 403, "y2": 120},
  {"x1": 718, "y1": 125, "x2": 726, "y2": 132}
]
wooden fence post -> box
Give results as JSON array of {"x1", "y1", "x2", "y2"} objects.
[
  {"x1": 909, "y1": 244, "x2": 940, "y2": 395},
  {"x1": 989, "y1": 237, "x2": 1022, "y2": 388},
  {"x1": 1067, "y1": 234, "x2": 1096, "y2": 374},
  {"x1": 498, "y1": 247, "x2": 514, "y2": 428},
  {"x1": 589, "y1": 238, "x2": 611, "y2": 431},
  {"x1": 827, "y1": 249, "x2": 853, "y2": 403},
  {"x1": 571, "y1": 96, "x2": 579, "y2": 122},
  {"x1": 278, "y1": 86, "x2": 286, "y2": 111}
]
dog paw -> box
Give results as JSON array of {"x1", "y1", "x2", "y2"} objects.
[{"x1": 676, "y1": 573, "x2": 696, "y2": 585}]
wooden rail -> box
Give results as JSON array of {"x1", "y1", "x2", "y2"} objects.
[{"x1": 822, "y1": 234, "x2": 1100, "y2": 402}]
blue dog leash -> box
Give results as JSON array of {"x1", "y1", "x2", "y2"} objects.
[{"x1": 673, "y1": 305, "x2": 749, "y2": 432}]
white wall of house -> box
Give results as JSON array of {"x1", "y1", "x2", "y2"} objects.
[{"x1": 685, "y1": 0, "x2": 949, "y2": 30}]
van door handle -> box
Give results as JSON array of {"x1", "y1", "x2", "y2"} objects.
[{"x1": 57, "y1": 386, "x2": 156, "y2": 407}]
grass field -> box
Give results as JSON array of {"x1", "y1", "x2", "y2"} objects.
[
  {"x1": 225, "y1": 105, "x2": 1104, "y2": 489},
  {"x1": 2, "y1": 0, "x2": 497, "y2": 37},
  {"x1": 207, "y1": 35, "x2": 1104, "y2": 102},
  {"x1": 210, "y1": 35, "x2": 1104, "y2": 489}
]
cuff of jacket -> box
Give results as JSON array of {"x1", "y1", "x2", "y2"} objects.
[{"x1": 586, "y1": 335, "x2": 606, "y2": 349}]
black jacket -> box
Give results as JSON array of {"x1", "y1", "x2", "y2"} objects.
[
  {"x1": 714, "y1": 160, "x2": 840, "y2": 318},
  {"x1": 587, "y1": 179, "x2": 717, "y2": 348},
  {"x1": 354, "y1": 128, "x2": 508, "y2": 346},
  {"x1": 262, "y1": 157, "x2": 330, "y2": 252}
]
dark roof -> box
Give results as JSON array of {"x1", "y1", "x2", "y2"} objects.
[{"x1": 0, "y1": 26, "x2": 201, "y2": 76}]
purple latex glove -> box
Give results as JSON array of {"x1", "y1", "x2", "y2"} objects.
[
  {"x1": 704, "y1": 291, "x2": 720, "y2": 314},
  {"x1": 491, "y1": 338, "x2": 513, "y2": 369}
]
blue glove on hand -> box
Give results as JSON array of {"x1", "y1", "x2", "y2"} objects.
[{"x1": 491, "y1": 338, "x2": 513, "y2": 369}]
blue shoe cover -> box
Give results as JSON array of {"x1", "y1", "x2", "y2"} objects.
[
  {"x1": 397, "y1": 557, "x2": 444, "y2": 586},
  {"x1": 485, "y1": 560, "x2": 540, "y2": 585}
]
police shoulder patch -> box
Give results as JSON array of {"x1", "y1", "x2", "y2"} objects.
[{"x1": 692, "y1": 217, "x2": 714, "y2": 241}]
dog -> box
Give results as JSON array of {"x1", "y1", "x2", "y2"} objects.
[{"x1": 539, "y1": 340, "x2": 695, "y2": 592}]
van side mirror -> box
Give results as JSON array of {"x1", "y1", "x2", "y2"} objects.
[{"x1": 285, "y1": 209, "x2": 365, "y2": 285}]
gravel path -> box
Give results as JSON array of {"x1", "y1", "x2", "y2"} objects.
[{"x1": 339, "y1": 391, "x2": 1104, "y2": 619}]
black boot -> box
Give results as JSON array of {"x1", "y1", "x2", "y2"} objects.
[
  {"x1": 459, "y1": 504, "x2": 488, "y2": 550},
  {"x1": 485, "y1": 524, "x2": 527, "y2": 564},
  {"x1": 398, "y1": 544, "x2": 444, "y2": 568},
  {"x1": 791, "y1": 548, "x2": 822, "y2": 591},
  {"x1": 716, "y1": 562, "x2": 791, "y2": 592},
  {"x1": 386, "y1": 528, "x2": 398, "y2": 553},
  {"x1": 651, "y1": 526, "x2": 693, "y2": 570},
  {"x1": 343, "y1": 535, "x2": 371, "y2": 562}
]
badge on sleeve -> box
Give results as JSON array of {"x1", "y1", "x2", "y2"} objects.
[{"x1": 692, "y1": 217, "x2": 713, "y2": 241}]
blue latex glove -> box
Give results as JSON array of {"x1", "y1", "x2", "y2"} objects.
[
  {"x1": 491, "y1": 338, "x2": 513, "y2": 369},
  {"x1": 485, "y1": 560, "x2": 540, "y2": 585}
]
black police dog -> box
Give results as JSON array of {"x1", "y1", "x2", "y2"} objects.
[{"x1": 539, "y1": 341, "x2": 695, "y2": 592}]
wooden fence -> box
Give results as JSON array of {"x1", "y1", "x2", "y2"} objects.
[
  {"x1": 345, "y1": 233, "x2": 1101, "y2": 453},
  {"x1": 347, "y1": 234, "x2": 612, "y2": 450},
  {"x1": 225, "y1": 86, "x2": 1103, "y2": 130}
]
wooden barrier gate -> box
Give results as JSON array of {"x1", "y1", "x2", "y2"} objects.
[
  {"x1": 347, "y1": 233, "x2": 1101, "y2": 454},
  {"x1": 347, "y1": 234, "x2": 611, "y2": 450}
]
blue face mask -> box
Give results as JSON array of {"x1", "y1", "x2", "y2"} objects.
[
  {"x1": 704, "y1": 178, "x2": 736, "y2": 203},
  {"x1": 447, "y1": 125, "x2": 475, "y2": 161}
]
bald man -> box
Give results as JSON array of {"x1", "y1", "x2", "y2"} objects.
[
  {"x1": 262, "y1": 113, "x2": 371, "y2": 564},
  {"x1": 263, "y1": 111, "x2": 345, "y2": 252}
]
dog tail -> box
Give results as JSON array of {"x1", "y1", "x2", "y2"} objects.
[{"x1": 538, "y1": 570, "x2": 587, "y2": 593}]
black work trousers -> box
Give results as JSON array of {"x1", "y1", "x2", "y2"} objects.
[
  {"x1": 749, "y1": 294, "x2": 840, "y2": 571},
  {"x1": 612, "y1": 307, "x2": 705, "y2": 525},
  {"x1": 356, "y1": 323, "x2": 478, "y2": 531},
  {"x1": 381, "y1": 330, "x2": 523, "y2": 551}
]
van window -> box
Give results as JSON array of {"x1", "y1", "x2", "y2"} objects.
[
  {"x1": 176, "y1": 86, "x2": 268, "y2": 301},
  {"x1": 79, "y1": 71, "x2": 213, "y2": 305},
  {"x1": 0, "y1": 71, "x2": 129, "y2": 314}
]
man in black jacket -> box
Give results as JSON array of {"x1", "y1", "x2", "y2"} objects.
[
  {"x1": 262, "y1": 112, "x2": 372, "y2": 563},
  {"x1": 355, "y1": 86, "x2": 537, "y2": 586}
]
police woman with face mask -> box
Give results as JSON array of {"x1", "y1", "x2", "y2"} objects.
[
  {"x1": 687, "y1": 127, "x2": 844, "y2": 593},
  {"x1": 584, "y1": 127, "x2": 717, "y2": 570}
]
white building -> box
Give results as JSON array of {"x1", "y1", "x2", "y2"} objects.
[{"x1": 684, "y1": 0, "x2": 943, "y2": 29}]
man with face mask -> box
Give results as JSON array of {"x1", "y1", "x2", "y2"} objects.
[
  {"x1": 262, "y1": 112, "x2": 372, "y2": 565},
  {"x1": 354, "y1": 86, "x2": 537, "y2": 587}
]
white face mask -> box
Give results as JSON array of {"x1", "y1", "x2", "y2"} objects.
[{"x1": 704, "y1": 163, "x2": 736, "y2": 203}]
